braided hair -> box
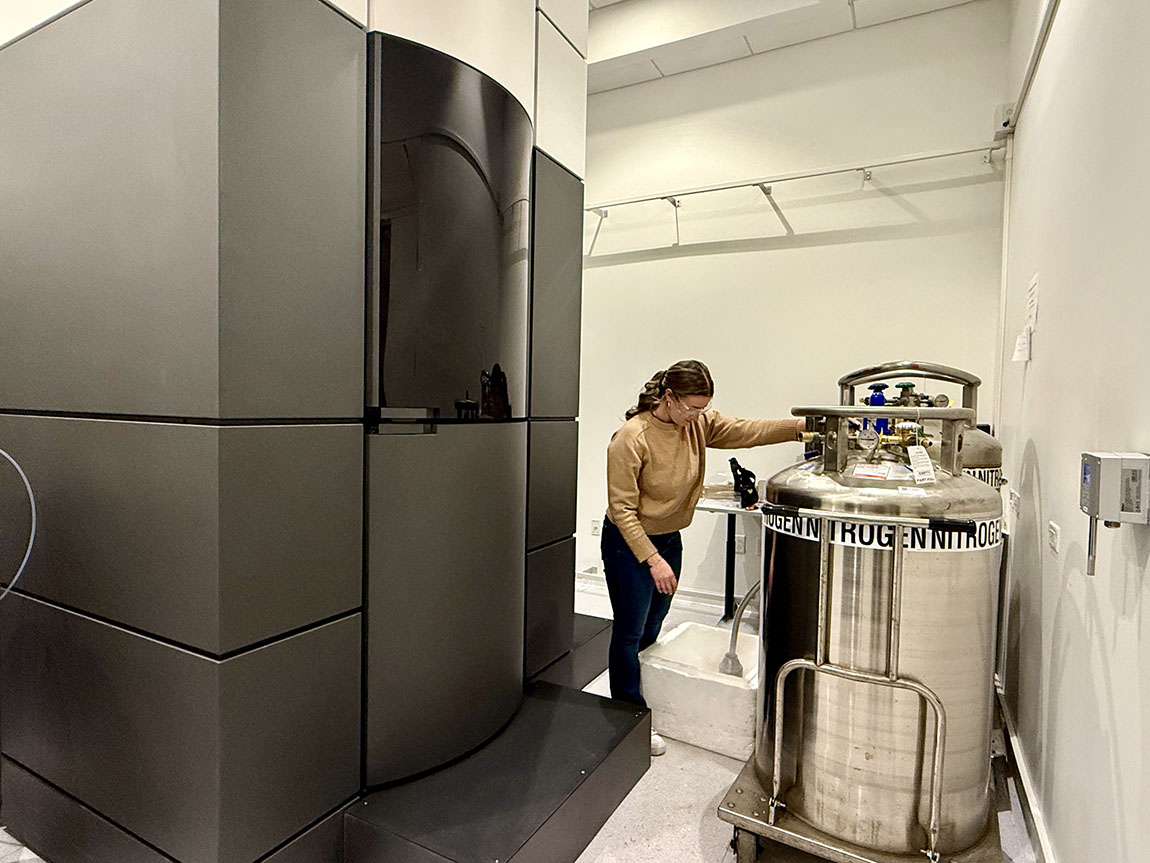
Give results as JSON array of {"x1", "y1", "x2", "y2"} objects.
[{"x1": 625, "y1": 359, "x2": 714, "y2": 419}]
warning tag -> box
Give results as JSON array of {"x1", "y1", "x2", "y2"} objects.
[
  {"x1": 852, "y1": 463, "x2": 892, "y2": 480},
  {"x1": 907, "y1": 445, "x2": 937, "y2": 485}
]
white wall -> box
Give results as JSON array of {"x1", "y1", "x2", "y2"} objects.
[
  {"x1": 997, "y1": 1, "x2": 1150, "y2": 861},
  {"x1": 577, "y1": 0, "x2": 1011, "y2": 597}
]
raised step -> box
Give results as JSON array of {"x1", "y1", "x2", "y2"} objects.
[
  {"x1": 534, "y1": 613, "x2": 611, "y2": 690},
  {"x1": 344, "y1": 681, "x2": 648, "y2": 863}
]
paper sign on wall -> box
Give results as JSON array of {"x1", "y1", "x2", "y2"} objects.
[{"x1": 1012, "y1": 325, "x2": 1032, "y2": 362}]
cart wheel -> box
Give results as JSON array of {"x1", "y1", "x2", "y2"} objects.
[{"x1": 734, "y1": 827, "x2": 760, "y2": 862}]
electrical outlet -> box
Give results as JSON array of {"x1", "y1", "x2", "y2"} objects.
[
  {"x1": 735, "y1": 534, "x2": 746, "y2": 554},
  {"x1": 591, "y1": 519, "x2": 601, "y2": 537},
  {"x1": 1047, "y1": 521, "x2": 1061, "y2": 554}
]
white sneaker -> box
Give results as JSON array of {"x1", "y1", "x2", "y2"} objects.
[{"x1": 651, "y1": 731, "x2": 667, "y2": 756}]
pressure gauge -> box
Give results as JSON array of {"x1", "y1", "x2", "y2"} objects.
[
  {"x1": 857, "y1": 428, "x2": 879, "y2": 448},
  {"x1": 931, "y1": 393, "x2": 950, "y2": 407}
]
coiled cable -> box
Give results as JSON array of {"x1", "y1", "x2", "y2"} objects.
[{"x1": 0, "y1": 447, "x2": 36, "y2": 603}]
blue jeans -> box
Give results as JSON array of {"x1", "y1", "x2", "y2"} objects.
[{"x1": 600, "y1": 518, "x2": 683, "y2": 707}]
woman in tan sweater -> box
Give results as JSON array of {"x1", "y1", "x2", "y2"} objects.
[{"x1": 603, "y1": 359, "x2": 802, "y2": 755}]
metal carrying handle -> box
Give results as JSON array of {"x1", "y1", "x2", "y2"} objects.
[
  {"x1": 766, "y1": 516, "x2": 948, "y2": 862},
  {"x1": 837, "y1": 361, "x2": 981, "y2": 420},
  {"x1": 792, "y1": 406, "x2": 974, "y2": 476}
]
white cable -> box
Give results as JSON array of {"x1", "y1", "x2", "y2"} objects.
[{"x1": 0, "y1": 447, "x2": 36, "y2": 602}]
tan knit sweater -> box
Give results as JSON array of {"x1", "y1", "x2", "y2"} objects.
[{"x1": 606, "y1": 411, "x2": 799, "y2": 562}]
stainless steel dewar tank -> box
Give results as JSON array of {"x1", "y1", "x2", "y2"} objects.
[{"x1": 742, "y1": 404, "x2": 1003, "y2": 863}]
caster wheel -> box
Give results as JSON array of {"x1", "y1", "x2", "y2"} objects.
[{"x1": 734, "y1": 827, "x2": 761, "y2": 862}]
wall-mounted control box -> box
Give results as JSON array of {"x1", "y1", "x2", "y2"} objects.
[{"x1": 1080, "y1": 452, "x2": 1150, "y2": 524}]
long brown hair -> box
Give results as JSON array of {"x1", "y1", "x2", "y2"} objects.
[{"x1": 626, "y1": 359, "x2": 714, "y2": 420}]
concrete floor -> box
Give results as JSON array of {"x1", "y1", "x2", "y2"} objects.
[
  {"x1": 0, "y1": 829, "x2": 40, "y2": 863},
  {"x1": 575, "y1": 579, "x2": 754, "y2": 863}
]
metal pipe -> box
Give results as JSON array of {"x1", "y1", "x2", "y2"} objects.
[
  {"x1": 816, "y1": 523, "x2": 831, "y2": 667},
  {"x1": 1086, "y1": 514, "x2": 1098, "y2": 577},
  {"x1": 586, "y1": 208, "x2": 607, "y2": 256},
  {"x1": 757, "y1": 184, "x2": 795, "y2": 235},
  {"x1": 763, "y1": 503, "x2": 951, "y2": 529},
  {"x1": 719, "y1": 581, "x2": 761, "y2": 676},
  {"x1": 664, "y1": 196, "x2": 681, "y2": 246},
  {"x1": 585, "y1": 142, "x2": 1007, "y2": 211},
  {"x1": 886, "y1": 526, "x2": 905, "y2": 679},
  {"x1": 769, "y1": 658, "x2": 948, "y2": 860}
]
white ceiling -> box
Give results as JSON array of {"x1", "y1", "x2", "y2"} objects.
[{"x1": 587, "y1": 0, "x2": 981, "y2": 94}]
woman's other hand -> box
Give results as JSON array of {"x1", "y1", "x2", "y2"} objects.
[
  {"x1": 795, "y1": 418, "x2": 805, "y2": 440},
  {"x1": 647, "y1": 553, "x2": 678, "y2": 594}
]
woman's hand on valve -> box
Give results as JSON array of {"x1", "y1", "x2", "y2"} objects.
[{"x1": 647, "y1": 553, "x2": 678, "y2": 595}]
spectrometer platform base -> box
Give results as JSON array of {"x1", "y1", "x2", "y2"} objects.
[{"x1": 345, "y1": 681, "x2": 650, "y2": 863}]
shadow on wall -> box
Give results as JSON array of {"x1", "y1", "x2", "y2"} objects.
[
  {"x1": 1006, "y1": 438, "x2": 1142, "y2": 863},
  {"x1": 1004, "y1": 438, "x2": 1045, "y2": 740}
]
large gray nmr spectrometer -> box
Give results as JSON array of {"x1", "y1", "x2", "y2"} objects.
[
  {"x1": 720, "y1": 366, "x2": 1006, "y2": 863},
  {"x1": 0, "y1": 3, "x2": 645, "y2": 863}
]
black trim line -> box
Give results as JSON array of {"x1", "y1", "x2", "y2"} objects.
[
  {"x1": 527, "y1": 535, "x2": 574, "y2": 555},
  {"x1": 0, "y1": 589, "x2": 361, "y2": 662},
  {"x1": 0, "y1": 408, "x2": 363, "y2": 426}
]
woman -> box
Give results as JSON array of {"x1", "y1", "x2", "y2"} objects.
[{"x1": 601, "y1": 359, "x2": 803, "y2": 756}]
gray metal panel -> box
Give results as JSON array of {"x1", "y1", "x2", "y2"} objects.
[
  {"x1": 365, "y1": 423, "x2": 526, "y2": 784},
  {"x1": 345, "y1": 819, "x2": 455, "y2": 863},
  {"x1": 218, "y1": 424, "x2": 363, "y2": 652},
  {"x1": 0, "y1": 596, "x2": 222, "y2": 863},
  {"x1": 0, "y1": 598, "x2": 362, "y2": 863},
  {"x1": 525, "y1": 539, "x2": 575, "y2": 678},
  {"x1": 1, "y1": 758, "x2": 171, "y2": 863},
  {"x1": 0, "y1": 0, "x2": 221, "y2": 417},
  {"x1": 536, "y1": 614, "x2": 612, "y2": 690},
  {"x1": 529, "y1": 150, "x2": 584, "y2": 419},
  {"x1": 219, "y1": 616, "x2": 361, "y2": 863},
  {"x1": 527, "y1": 419, "x2": 578, "y2": 549},
  {"x1": 0, "y1": 415, "x2": 222, "y2": 650},
  {"x1": 0, "y1": 416, "x2": 363, "y2": 654},
  {"x1": 218, "y1": 0, "x2": 365, "y2": 419}
]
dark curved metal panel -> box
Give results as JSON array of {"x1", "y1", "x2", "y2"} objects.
[
  {"x1": 365, "y1": 423, "x2": 526, "y2": 784},
  {"x1": 368, "y1": 34, "x2": 533, "y2": 419}
]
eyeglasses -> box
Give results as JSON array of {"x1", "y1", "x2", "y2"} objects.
[{"x1": 672, "y1": 393, "x2": 712, "y2": 416}]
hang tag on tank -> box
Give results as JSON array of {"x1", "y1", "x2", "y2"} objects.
[{"x1": 907, "y1": 445, "x2": 937, "y2": 485}]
